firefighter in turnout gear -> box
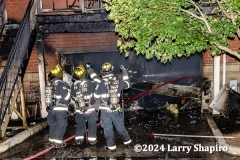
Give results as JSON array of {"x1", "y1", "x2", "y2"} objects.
[
  {"x1": 46, "y1": 64, "x2": 71, "y2": 148},
  {"x1": 71, "y1": 65, "x2": 99, "y2": 145},
  {"x1": 93, "y1": 62, "x2": 132, "y2": 152}
]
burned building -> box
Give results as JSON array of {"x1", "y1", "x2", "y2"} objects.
[{"x1": 0, "y1": 0, "x2": 239, "y2": 159}]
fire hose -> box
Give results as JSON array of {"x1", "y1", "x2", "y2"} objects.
[
  {"x1": 23, "y1": 122, "x2": 101, "y2": 160},
  {"x1": 121, "y1": 76, "x2": 197, "y2": 105},
  {"x1": 24, "y1": 76, "x2": 196, "y2": 159}
]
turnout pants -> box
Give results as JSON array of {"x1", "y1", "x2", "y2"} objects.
[
  {"x1": 100, "y1": 109, "x2": 131, "y2": 149},
  {"x1": 47, "y1": 109, "x2": 68, "y2": 144},
  {"x1": 75, "y1": 111, "x2": 98, "y2": 142}
]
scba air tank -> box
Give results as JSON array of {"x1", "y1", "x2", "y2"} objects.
[
  {"x1": 45, "y1": 83, "x2": 53, "y2": 106},
  {"x1": 76, "y1": 90, "x2": 85, "y2": 107}
]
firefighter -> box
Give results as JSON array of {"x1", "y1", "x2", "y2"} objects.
[
  {"x1": 71, "y1": 65, "x2": 99, "y2": 145},
  {"x1": 93, "y1": 62, "x2": 132, "y2": 152},
  {"x1": 46, "y1": 64, "x2": 71, "y2": 148}
]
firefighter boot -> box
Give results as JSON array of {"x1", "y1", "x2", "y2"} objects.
[
  {"x1": 54, "y1": 143, "x2": 67, "y2": 148},
  {"x1": 75, "y1": 140, "x2": 84, "y2": 146},
  {"x1": 104, "y1": 146, "x2": 116, "y2": 152},
  {"x1": 89, "y1": 140, "x2": 97, "y2": 145}
]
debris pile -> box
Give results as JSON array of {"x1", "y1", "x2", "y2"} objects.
[{"x1": 225, "y1": 89, "x2": 240, "y2": 116}]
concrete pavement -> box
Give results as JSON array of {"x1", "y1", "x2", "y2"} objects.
[{"x1": 205, "y1": 113, "x2": 240, "y2": 156}]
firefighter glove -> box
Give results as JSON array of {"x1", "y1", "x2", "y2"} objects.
[
  {"x1": 120, "y1": 65, "x2": 125, "y2": 70},
  {"x1": 117, "y1": 107, "x2": 122, "y2": 113},
  {"x1": 85, "y1": 63, "x2": 91, "y2": 69},
  {"x1": 117, "y1": 107, "x2": 123, "y2": 117},
  {"x1": 120, "y1": 65, "x2": 127, "y2": 74},
  {"x1": 46, "y1": 105, "x2": 53, "y2": 112}
]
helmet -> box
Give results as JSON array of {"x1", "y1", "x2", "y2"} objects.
[
  {"x1": 48, "y1": 64, "x2": 62, "y2": 81},
  {"x1": 73, "y1": 65, "x2": 86, "y2": 80},
  {"x1": 100, "y1": 62, "x2": 114, "y2": 75}
]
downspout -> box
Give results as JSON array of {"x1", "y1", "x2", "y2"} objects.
[
  {"x1": 223, "y1": 53, "x2": 226, "y2": 86},
  {"x1": 36, "y1": 0, "x2": 47, "y2": 118},
  {"x1": 213, "y1": 55, "x2": 220, "y2": 114},
  {"x1": 37, "y1": 39, "x2": 47, "y2": 118},
  {"x1": 38, "y1": 57, "x2": 47, "y2": 118}
]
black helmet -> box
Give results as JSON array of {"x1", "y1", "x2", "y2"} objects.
[
  {"x1": 73, "y1": 65, "x2": 86, "y2": 80},
  {"x1": 48, "y1": 64, "x2": 62, "y2": 81},
  {"x1": 100, "y1": 62, "x2": 114, "y2": 75}
]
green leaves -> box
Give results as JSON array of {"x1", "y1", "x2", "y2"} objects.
[{"x1": 103, "y1": 0, "x2": 240, "y2": 63}]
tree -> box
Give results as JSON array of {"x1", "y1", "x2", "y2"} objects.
[{"x1": 103, "y1": 0, "x2": 240, "y2": 63}]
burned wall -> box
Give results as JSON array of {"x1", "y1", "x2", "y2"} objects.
[
  {"x1": 62, "y1": 51, "x2": 202, "y2": 85},
  {"x1": 61, "y1": 51, "x2": 202, "y2": 108}
]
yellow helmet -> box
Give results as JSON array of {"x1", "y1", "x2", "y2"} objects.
[
  {"x1": 73, "y1": 65, "x2": 86, "y2": 80},
  {"x1": 48, "y1": 64, "x2": 62, "y2": 81},
  {"x1": 100, "y1": 62, "x2": 114, "y2": 75}
]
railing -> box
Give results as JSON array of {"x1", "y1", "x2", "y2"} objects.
[
  {"x1": 0, "y1": 0, "x2": 7, "y2": 35},
  {"x1": 40, "y1": 0, "x2": 104, "y2": 14},
  {"x1": 0, "y1": 0, "x2": 38, "y2": 137}
]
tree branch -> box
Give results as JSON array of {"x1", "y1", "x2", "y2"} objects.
[
  {"x1": 216, "y1": 0, "x2": 236, "y2": 25},
  {"x1": 214, "y1": 42, "x2": 240, "y2": 60},
  {"x1": 237, "y1": 10, "x2": 240, "y2": 15},
  {"x1": 180, "y1": 8, "x2": 203, "y2": 21},
  {"x1": 189, "y1": 0, "x2": 204, "y2": 18},
  {"x1": 180, "y1": 0, "x2": 212, "y2": 33},
  {"x1": 190, "y1": 0, "x2": 213, "y2": 33},
  {"x1": 237, "y1": 28, "x2": 240, "y2": 38},
  {"x1": 216, "y1": 0, "x2": 230, "y2": 18}
]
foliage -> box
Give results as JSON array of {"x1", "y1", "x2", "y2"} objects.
[{"x1": 103, "y1": 0, "x2": 240, "y2": 63}]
